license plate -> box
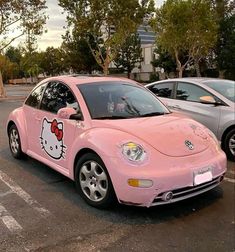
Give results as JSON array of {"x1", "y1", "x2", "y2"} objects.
[{"x1": 194, "y1": 167, "x2": 213, "y2": 185}]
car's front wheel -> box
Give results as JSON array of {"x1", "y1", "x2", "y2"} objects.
[
  {"x1": 75, "y1": 153, "x2": 116, "y2": 208},
  {"x1": 8, "y1": 124, "x2": 24, "y2": 159},
  {"x1": 224, "y1": 128, "x2": 235, "y2": 161}
]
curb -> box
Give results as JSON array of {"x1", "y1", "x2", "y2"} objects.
[{"x1": 0, "y1": 96, "x2": 26, "y2": 102}]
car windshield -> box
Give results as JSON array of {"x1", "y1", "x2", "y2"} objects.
[
  {"x1": 203, "y1": 80, "x2": 235, "y2": 102},
  {"x1": 78, "y1": 81, "x2": 170, "y2": 119}
]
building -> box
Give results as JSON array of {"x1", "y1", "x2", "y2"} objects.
[{"x1": 131, "y1": 25, "x2": 156, "y2": 81}]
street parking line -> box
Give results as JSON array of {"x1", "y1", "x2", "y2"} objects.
[
  {"x1": 0, "y1": 203, "x2": 22, "y2": 232},
  {"x1": 0, "y1": 190, "x2": 13, "y2": 197},
  {"x1": 0, "y1": 170, "x2": 50, "y2": 217},
  {"x1": 224, "y1": 177, "x2": 235, "y2": 183}
]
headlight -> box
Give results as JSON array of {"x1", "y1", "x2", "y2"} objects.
[{"x1": 122, "y1": 142, "x2": 146, "y2": 162}]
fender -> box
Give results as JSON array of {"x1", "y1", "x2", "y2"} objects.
[
  {"x1": 7, "y1": 107, "x2": 28, "y2": 153},
  {"x1": 67, "y1": 127, "x2": 149, "y2": 180}
]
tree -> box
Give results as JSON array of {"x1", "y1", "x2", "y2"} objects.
[
  {"x1": 151, "y1": 0, "x2": 218, "y2": 77},
  {"x1": 213, "y1": 0, "x2": 235, "y2": 79},
  {"x1": 216, "y1": 14, "x2": 235, "y2": 80},
  {"x1": 62, "y1": 31, "x2": 101, "y2": 74},
  {"x1": 151, "y1": 46, "x2": 177, "y2": 78},
  {"x1": 5, "y1": 46, "x2": 22, "y2": 65},
  {"x1": 59, "y1": 0, "x2": 154, "y2": 75},
  {"x1": 37, "y1": 47, "x2": 67, "y2": 76},
  {"x1": 0, "y1": 0, "x2": 47, "y2": 97},
  {"x1": 114, "y1": 33, "x2": 142, "y2": 78},
  {"x1": 0, "y1": 55, "x2": 18, "y2": 82}
]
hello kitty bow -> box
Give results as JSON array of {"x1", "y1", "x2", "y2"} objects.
[{"x1": 51, "y1": 119, "x2": 63, "y2": 141}]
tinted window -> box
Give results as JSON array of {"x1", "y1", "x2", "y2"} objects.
[
  {"x1": 41, "y1": 82, "x2": 79, "y2": 114},
  {"x1": 176, "y1": 82, "x2": 212, "y2": 102},
  {"x1": 25, "y1": 83, "x2": 47, "y2": 108},
  {"x1": 78, "y1": 82, "x2": 169, "y2": 119},
  {"x1": 149, "y1": 83, "x2": 174, "y2": 98}
]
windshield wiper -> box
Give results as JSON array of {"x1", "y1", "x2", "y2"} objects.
[
  {"x1": 93, "y1": 115, "x2": 129, "y2": 120},
  {"x1": 140, "y1": 112, "x2": 167, "y2": 117}
]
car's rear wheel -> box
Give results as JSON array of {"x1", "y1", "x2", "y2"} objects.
[
  {"x1": 8, "y1": 124, "x2": 24, "y2": 159},
  {"x1": 224, "y1": 128, "x2": 235, "y2": 161},
  {"x1": 75, "y1": 153, "x2": 116, "y2": 208}
]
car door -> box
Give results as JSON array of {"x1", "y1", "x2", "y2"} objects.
[
  {"x1": 170, "y1": 82, "x2": 221, "y2": 135},
  {"x1": 27, "y1": 81, "x2": 82, "y2": 173},
  {"x1": 24, "y1": 82, "x2": 48, "y2": 155}
]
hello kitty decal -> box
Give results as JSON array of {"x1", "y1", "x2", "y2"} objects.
[{"x1": 40, "y1": 118, "x2": 66, "y2": 160}]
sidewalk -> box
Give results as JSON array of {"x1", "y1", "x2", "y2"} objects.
[{"x1": 0, "y1": 84, "x2": 34, "y2": 102}]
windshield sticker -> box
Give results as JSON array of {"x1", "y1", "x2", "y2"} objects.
[{"x1": 40, "y1": 118, "x2": 66, "y2": 160}]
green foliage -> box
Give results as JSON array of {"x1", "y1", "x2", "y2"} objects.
[
  {"x1": 0, "y1": 0, "x2": 47, "y2": 96},
  {"x1": 5, "y1": 46, "x2": 22, "y2": 65},
  {"x1": 59, "y1": 0, "x2": 154, "y2": 75},
  {"x1": 151, "y1": 47, "x2": 176, "y2": 76},
  {"x1": 151, "y1": 0, "x2": 218, "y2": 77},
  {"x1": 0, "y1": 0, "x2": 47, "y2": 52},
  {"x1": 36, "y1": 47, "x2": 67, "y2": 76},
  {"x1": 215, "y1": 10, "x2": 235, "y2": 80},
  {"x1": 214, "y1": 0, "x2": 235, "y2": 80},
  {"x1": 202, "y1": 68, "x2": 219, "y2": 78},
  {"x1": 0, "y1": 54, "x2": 19, "y2": 82},
  {"x1": 149, "y1": 73, "x2": 159, "y2": 82},
  {"x1": 114, "y1": 33, "x2": 142, "y2": 78},
  {"x1": 62, "y1": 31, "x2": 101, "y2": 73}
]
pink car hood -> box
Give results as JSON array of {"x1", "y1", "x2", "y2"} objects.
[{"x1": 92, "y1": 114, "x2": 210, "y2": 157}]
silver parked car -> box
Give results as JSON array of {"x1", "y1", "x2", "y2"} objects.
[{"x1": 146, "y1": 78, "x2": 235, "y2": 160}]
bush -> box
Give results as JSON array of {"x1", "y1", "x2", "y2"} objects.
[
  {"x1": 149, "y1": 73, "x2": 159, "y2": 82},
  {"x1": 202, "y1": 69, "x2": 219, "y2": 78}
]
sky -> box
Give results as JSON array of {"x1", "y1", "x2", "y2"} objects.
[{"x1": 12, "y1": 0, "x2": 164, "y2": 51}]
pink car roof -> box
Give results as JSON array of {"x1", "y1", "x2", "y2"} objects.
[{"x1": 41, "y1": 76, "x2": 138, "y2": 87}]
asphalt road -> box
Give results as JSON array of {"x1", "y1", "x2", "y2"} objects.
[{"x1": 0, "y1": 85, "x2": 234, "y2": 252}]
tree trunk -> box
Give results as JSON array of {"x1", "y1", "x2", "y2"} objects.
[
  {"x1": 0, "y1": 70, "x2": 6, "y2": 98},
  {"x1": 127, "y1": 66, "x2": 131, "y2": 79},
  {"x1": 178, "y1": 68, "x2": 183, "y2": 78},
  {"x1": 103, "y1": 65, "x2": 109, "y2": 76},
  {"x1": 174, "y1": 49, "x2": 184, "y2": 78},
  {"x1": 103, "y1": 57, "x2": 110, "y2": 76},
  {"x1": 195, "y1": 60, "x2": 201, "y2": 77}
]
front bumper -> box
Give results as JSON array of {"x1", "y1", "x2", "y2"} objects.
[{"x1": 104, "y1": 148, "x2": 227, "y2": 207}]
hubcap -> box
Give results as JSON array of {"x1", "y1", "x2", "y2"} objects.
[
  {"x1": 10, "y1": 129, "x2": 19, "y2": 154},
  {"x1": 79, "y1": 161, "x2": 108, "y2": 202},
  {"x1": 229, "y1": 133, "x2": 235, "y2": 156}
]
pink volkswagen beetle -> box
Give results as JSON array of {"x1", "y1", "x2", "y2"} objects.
[{"x1": 7, "y1": 76, "x2": 227, "y2": 208}]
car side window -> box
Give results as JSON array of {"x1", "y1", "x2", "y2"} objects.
[
  {"x1": 40, "y1": 81, "x2": 79, "y2": 114},
  {"x1": 25, "y1": 83, "x2": 47, "y2": 108},
  {"x1": 176, "y1": 82, "x2": 212, "y2": 102},
  {"x1": 149, "y1": 82, "x2": 174, "y2": 98}
]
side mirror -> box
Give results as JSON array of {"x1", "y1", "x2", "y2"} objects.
[
  {"x1": 199, "y1": 96, "x2": 216, "y2": 104},
  {"x1": 69, "y1": 113, "x2": 83, "y2": 120},
  {"x1": 57, "y1": 107, "x2": 83, "y2": 120}
]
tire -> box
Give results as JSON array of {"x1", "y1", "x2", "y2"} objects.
[
  {"x1": 75, "y1": 153, "x2": 116, "y2": 208},
  {"x1": 223, "y1": 128, "x2": 235, "y2": 161},
  {"x1": 8, "y1": 124, "x2": 24, "y2": 159}
]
